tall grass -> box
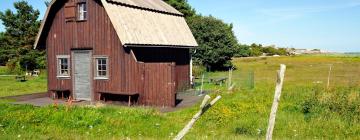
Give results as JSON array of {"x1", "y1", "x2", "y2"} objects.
[{"x1": 0, "y1": 55, "x2": 360, "y2": 139}]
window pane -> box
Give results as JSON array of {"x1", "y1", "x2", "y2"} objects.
[
  {"x1": 61, "y1": 70, "x2": 69, "y2": 75},
  {"x1": 101, "y1": 59, "x2": 106, "y2": 65},
  {"x1": 101, "y1": 65, "x2": 106, "y2": 71},
  {"x1": 84, "y1": 12, "x2": 87, "y2": 19},
  {"x1": 98, "y1": 59, "x2": 102, "y2": 65},
  {"x1": 101, "y1": 71, "x2": 106, "y2": 76},
  {"x1": 83, "y1": 3, "x2": 87, "y2": 11},
  {"x1": 98, "y1": 71, "x2": 105, "y2": 76},
  {"x1": 63, "y1": 59, "x2": 68, "y2": 65}
]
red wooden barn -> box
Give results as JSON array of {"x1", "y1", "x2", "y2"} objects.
[{"x1": 33, "y1": 0, "x2": 198, "y2": 107}]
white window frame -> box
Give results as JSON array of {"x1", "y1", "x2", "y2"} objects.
[
  {"x1": 56, "y1": 55, "x2": 71, "y2": 79},
  {"x1": 77, "y1": 2, "x2": 87, "y2": 21},
  {"x1": 94, "y1": 56, "x2": 109, "y2": 80}
]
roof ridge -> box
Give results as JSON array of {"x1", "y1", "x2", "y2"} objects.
[{"x1": 106, "y1": 0, "x2": 184, "y2": 17}]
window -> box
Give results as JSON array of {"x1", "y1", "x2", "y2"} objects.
[
  {"x1": 57, "y1": 55, "x2": 70, "y2": 78},
  {"x1": 95, "y1": 57, "x2": 108, "y2": 79},
  {"x1": 77, "y1": 2, "x2": 87, "y2": 21}
]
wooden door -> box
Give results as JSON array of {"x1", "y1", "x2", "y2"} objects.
[
  {"x1": 143, "y1": 63, "x2": 176, "y2": 107},
  {"x1": 72, "y1": 50, "x2": 92, "y2": 101}
]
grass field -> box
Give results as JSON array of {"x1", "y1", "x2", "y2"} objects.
[
  {"x1": 0, "y1": 55, "x2": 359, "y2": 139},
  {"x1": 0, "y1": 66, "x2": 47, "y2": 97}
]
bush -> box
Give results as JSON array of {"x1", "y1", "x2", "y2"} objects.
[
  {"x1": 192, "y1": 65, "x2": 206, "y2": 77},
  {"x1": 6, "y1": 58, "x2": 23, "y2": 74}
]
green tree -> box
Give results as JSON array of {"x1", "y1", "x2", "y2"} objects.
[
  {"x1": 0, "y1": 1, "x2": 44, "y2": 71},
  {"x1": 234, "y1": 44, "x2": 251, "y2": 57},
  {"x1": 249, "y1": 43, "x2": 263, "y2": 56},
  {"x1": 163, "y1": 0, "x2": 195, "y2": 18},
  {"x1": 0, "y1": 1, "x2": 40, "y2": 48},
  {"x1": 188, "y1": 16, "x2": 237, "y2": 71}
]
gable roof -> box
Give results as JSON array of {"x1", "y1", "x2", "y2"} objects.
[{"x1": 34, "y1": 0, "x2": 198, "y2": 49}]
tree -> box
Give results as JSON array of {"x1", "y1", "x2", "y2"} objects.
[
  {"x1": 249, "y1": 43, "x2": 263, "y2": 56},
  {"x1": 188, "y1": 15, "x2": 237, "y2": 71},
  {"x1": 0, "y1": 1, "x2": 44, "y2": 71},
  {"x1": 44, "y1": 0, "x2": 51, "y2": 7},
  {"x1": 234, "y1": 44, "x2": 251, "y2": 57},
  {"x1": 164, "y1": 1, "x2": 238, "y2": 71},
  {"x1": 0, "y1": 1, "x2": 40, "y2": 48},
  {"x1": 163, "y1": 0, "x2": 196, "y2": 18}
]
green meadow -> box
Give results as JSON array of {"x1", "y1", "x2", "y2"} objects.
[
  {"x1": 0, "y1": 66, "x2": 47, "y2": 97},
  {"x1": 0, "y1": 55, "x2": 360, "y2": 139}
]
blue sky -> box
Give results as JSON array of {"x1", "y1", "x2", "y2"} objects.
[
  {"x1": 1, "y1": 0, "x2": 359, "y2": 52},
  {"x1": 188, "y1": 0, "x2": 360, "y2": 52}
]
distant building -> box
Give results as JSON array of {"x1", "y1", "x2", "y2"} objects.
[{"x1": 289, "y1": 48, "x2": 324, "y2": 55}]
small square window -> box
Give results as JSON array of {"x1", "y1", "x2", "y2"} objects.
[
  {"x1": 95, "y1": 57, "x2": 108, "y2": 79},
  {"x1": 57, "y1": 55, "x2": 70, "y2": 78},
  {"x1": 77, "y1": 2, "x2": 87, "y2": 20}
]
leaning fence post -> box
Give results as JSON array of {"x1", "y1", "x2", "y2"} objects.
[
  {"x1": 266, "y1": 64, "x2": 286, "y2": 140},
  {"x1": 174, "y1": 95, "x2": 222, "y2": 140}
]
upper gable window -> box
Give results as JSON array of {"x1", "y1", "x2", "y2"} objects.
[{"x1": 77, "y1": 2, "x2": 87, "y2": 21}]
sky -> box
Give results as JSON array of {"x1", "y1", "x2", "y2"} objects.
[
  {"x1": 1, "y1": 0, "x2": 359, "y2": 52},
  {"x1": 187, "y1": 0, "x2": 360, "y2": 52}
]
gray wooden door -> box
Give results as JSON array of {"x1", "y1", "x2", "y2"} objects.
[{"x1": 73, "y1": 50, "x2": 92, "y2": 101}]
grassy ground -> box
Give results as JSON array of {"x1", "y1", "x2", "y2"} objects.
[
  {"x1": 0, "y1": 66, "x2": 47, "y2": 97},
  {"x1": 0, "y1": 55, "x2": 360, "y2": 139}
]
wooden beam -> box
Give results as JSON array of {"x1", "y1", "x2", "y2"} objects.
[
  {"x1": 266, "y1": 64, "x2": 286, "y2": 140},
  {"x1": 174, "y1": 95, "x2": 222, "y2": 140}
]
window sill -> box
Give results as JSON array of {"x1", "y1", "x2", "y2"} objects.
[
  {"x1": 94, "y1": 77, "x2": 109, "y2": 80},
  {"x1": 76, "y1": 19, "x2": 87, "y2": 22},
  {"x1": 57, "y1": 76, "x2": 71, "y2": 79}
]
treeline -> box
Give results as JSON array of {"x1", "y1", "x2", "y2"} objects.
[{"x1": 234, "y1": 43, "x2": 289, "y2": 57}]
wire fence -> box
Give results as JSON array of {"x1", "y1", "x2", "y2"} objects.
[{"x1": 193, "y1": 62, "x2": 360, "y2": 91}]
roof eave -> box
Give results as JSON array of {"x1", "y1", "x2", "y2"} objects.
[
  {"x1": 124, "y1": 44, "x2": 197, "y2": 49},
  {"x1": 33, "y1": 0, "x2": 56, "y2": 49}
]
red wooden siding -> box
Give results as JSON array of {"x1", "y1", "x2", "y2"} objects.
[
  {"x1": 43, "y1": 0, "x2": 190, "y2": 106},
  {"x1": 142, "y1": 63, "x2": 176, "y2": 107},
  {"x1": 131, "y1": 47, "x2": 191, "y2": 91}
]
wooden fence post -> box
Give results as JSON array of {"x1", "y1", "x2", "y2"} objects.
[
  {"x1": 174, "y1": 95, "x2": 222, "y2": 140},
  {"x1": 200, "y1": 74, "x2": 205, "y2": 94},
  {"x1": 228, "y1": 68, "x2": 232, "y2": 88},
  {"x1": 327, "y1": 64, "x2": 333, "y2": 89},
  {"x1": 266, "y1": 64, "x2": 286, "y2": 140}
]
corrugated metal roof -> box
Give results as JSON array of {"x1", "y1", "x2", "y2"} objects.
[
  {"x1": 106, "y1": 0, "x2": 183, "y2": 16},
  {"x1": 102, "y1": 0, "x2": 198, "y2": 47}
]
